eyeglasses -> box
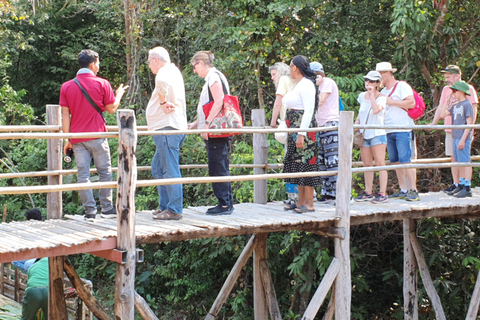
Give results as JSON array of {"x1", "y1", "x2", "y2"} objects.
[
  {"x1": 365, "y1": 79, "x2": 380, "y2": 83},
  {"x1": 191, "y1": 62, "x2": 199, "y2": 69}
]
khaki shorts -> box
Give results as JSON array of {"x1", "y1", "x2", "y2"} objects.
[{"x1": 445, "y1": 132, "x2": 453, "y2": 156}]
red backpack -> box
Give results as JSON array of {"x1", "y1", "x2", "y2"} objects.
[{"x1": 389, "y1": 81, "x2": 426, "y2": 120}]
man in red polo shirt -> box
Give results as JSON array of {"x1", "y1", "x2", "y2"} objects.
[{"x1": 60, "y1": 49, "x2": 128, "y2": 221}]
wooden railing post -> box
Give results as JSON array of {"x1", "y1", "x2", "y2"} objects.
[
  {"x1": 46, "y1": 104, "x2": 62, "y2": 218},
  {"x1": 253, "y1": 233, "x2": 268, "y2": 319},
  {"x1": 46, "y1": 104, "x2": 68, "y2": 319},
  {"x1": 252, "y1": 109, "x2": 268, "y2": 204},
  {"x1": 114, "y1": 110, "x2": 137, "y2": 319},
  {"x1": 334, "y1": 111, "x2": 353, "y2": 319}
]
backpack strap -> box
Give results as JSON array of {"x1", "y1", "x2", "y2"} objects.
[{"x1": 73, "y1": 78, "x2": 106, "y2": 124}]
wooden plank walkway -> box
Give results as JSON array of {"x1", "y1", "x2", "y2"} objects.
[{"x1": 0, "y1": 189, "x2": 479, "y2": 264}]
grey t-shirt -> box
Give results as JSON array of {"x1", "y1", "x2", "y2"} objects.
[{"x1": 449, "y1": 99, "x2": 473, "y2": 139}]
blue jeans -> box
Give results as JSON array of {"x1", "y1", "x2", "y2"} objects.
[
  {"x1": 73, "y1": 138, "x2": 113, "y2": 215},
  {"x1": 206, "y1": 137, "x2": 233, "y2": 207},
  {"x1": 386, "y1": 131, "x2": 412, "y2": 163},
  {"x1": 152, "y1": 129, "x2": 186, "y2": 214}
]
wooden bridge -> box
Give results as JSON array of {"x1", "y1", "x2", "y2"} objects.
[{"x1": 1, "y1": 106, "x2": 480, "y2": 319}]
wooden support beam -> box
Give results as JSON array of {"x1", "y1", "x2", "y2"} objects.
[
  {"x1": 114, "y1": 110, "x2": 138, "y2": 319},
  {"x1": 48, "y1": 256, "x2": 68, "y2": 319},
  {"x1": 1, "y1": 205, "x2": 6, "y2": 295},
  {"x1": 134, "y1": 291, "x2": 159, "y2": 320},
  {"x1": 89, "y1": 249, "x2": 126, "y2": 264},
  {"x1": 466, "y1": 268, "x2": 480, "y2": 319},
  {"x1": 254, "y1": 233, "x2": 269, "y2": 320},
  {"x1": 46, "y1": 104, "x2": 68, "y2": 319},
  {"x1": 410, "y1": 233, "x2": 446, "y2": 320},
  {"x1": 334, "y1": 111, "x2": 353, "y2": 319},
  {"x1": 205, "y1": 234, "x2": 257, "y2": 319},
  {"x1": 252, "y1": 109, "x2": 268, "y2": 204},
  {"x1": 64, "y1": 258, "x2": 112, "y2": 320},
  {"x1": 302, "y1": 258, "x2": 340, "y2": 320},
  {"x1": 310, "y1": 227, "x2": 346, "y2": 240},
  {"x1": 403, "y1": 219, "x2": 418, "y2": 320},
  {"x1": 259, "y1": 260, "x2": 282, "y2": 320},
  {"x1": 322, "y1": 287, "x2": 335, "y2": 320}
]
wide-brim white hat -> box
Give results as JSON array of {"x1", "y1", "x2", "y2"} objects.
[{"x1": 375, "y1": 62, "x2": 397, "y2": 73}]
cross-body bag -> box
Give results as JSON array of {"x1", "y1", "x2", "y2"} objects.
[
  {"x1": 73, "y1": 78, "x2": 106, "y2": 124},
  {"x1": 388, "y1": 81, "x2": 425, "y2": 120}
]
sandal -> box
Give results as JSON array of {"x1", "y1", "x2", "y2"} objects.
[
  {"x1": 152, "y1": 209, "x2": 183, "y2": 220},
  {"x1": 294, "y1": 205, "x2": 315, "y2": 213},
  {"x1": 284, "y1": 203, "x2": 297, "y2": 211}
]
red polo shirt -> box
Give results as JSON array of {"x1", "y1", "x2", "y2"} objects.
[{"x1": 59, "y1": 73, "x2": 115, "y2": 143}]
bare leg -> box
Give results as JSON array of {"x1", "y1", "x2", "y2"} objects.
[
  {"x1": 304, "y1": 186, "x2": 315, "y2": 209},
  {"x1": 297, "y1": 186, "x2": 306, "y2": 207},
  {"x1": 395, "y1": 167, "x2": 407, "y2": 190},
  {"x1": 371, "y1": 144, "x2": 387, "y2": 195},
  {"x1": 405, "y1": 168, "x2": 417, "y2": 190},
  {"x1": 360, "y1": 146, "x2": 374, "y2": 194},
  {"x1": 451, "y1": 156, "x2": 460, "y2": 184}
]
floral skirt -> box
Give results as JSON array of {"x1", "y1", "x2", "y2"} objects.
[{"x1": 283, "y1": 109, "x2": 321, "y2": 187}]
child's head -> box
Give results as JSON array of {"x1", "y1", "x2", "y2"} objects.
[{"x1": 450, "y1": 81, "x2": 471, "y2": 100}]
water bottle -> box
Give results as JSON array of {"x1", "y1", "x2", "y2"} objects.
[{"x1": 64, "y1": 148, "x2": 74, "y2": 163}]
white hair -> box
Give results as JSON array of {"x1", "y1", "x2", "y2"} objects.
[{"x1": 149, "y1": 46, "x2": 171, "y2": 63}]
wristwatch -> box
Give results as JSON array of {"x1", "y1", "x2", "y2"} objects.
[{"x1": 205, "y1": 120, "x2": 210, "y2": 125}]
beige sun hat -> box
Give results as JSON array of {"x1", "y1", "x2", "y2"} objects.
[{"x1": 375, "y1": 62, "x2": 397, "y2": 73}]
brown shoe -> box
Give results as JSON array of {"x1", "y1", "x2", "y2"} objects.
[
  {"x1": 152, "y1": 209, "x2": 163, "y2": 215},
  {"x1": 152, "y1": 209, "x2": 182, "y2": 220}
]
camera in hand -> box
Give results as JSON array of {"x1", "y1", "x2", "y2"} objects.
[{"x1": 64, "y1": 148, "x2": 74, "y2": 163}]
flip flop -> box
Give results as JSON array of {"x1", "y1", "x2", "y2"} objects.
[
  {"x1": 284, "y1": 203, "x2": 297, "y2": 211},
  {"x1": 294, "y1": 205, "x2": 315, "y2": 213}
]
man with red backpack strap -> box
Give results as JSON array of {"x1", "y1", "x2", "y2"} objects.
[
  {"x1": 429, "y1": 65, "x2": 478, "y2": 193},
  {"x1": 376, "y1": 62, "x2": 420, "y2": 202}
]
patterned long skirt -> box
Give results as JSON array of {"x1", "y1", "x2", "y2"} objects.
[
  {"x1": 317, "y1": 121, "x2": 339, "y2": 197},
  {"x1": 283, "y1": 109, "x2": 321, "y2": 187}
]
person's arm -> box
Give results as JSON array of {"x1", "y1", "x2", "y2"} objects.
[
  {"x1": 369, "y1": 93, "x2": 385, "y2": 115},
  {"x1": 104, "y1": 84, "x2": 129, "y2": 114},
  {"x1": 201, "y1": 81, "x2": 224, "y2": 140},
  {"x1": 270, "y1": 94, "x2": 283, "y2": 127},
  {"x1": 318, "y1": 92, "x2": 330, "y2": 109},
  {"x1": 296, "y1": 83, "x2": 315, "y2": 148},
  {"x1": 61, "y1": 107, "x2": 73, "y2": 155},
  {"x1": 458, "y1": 116, "x2": 473, "y2": 150},
  {"x1": 386, "y1": 95, "x2": 415, "y2": 110}
]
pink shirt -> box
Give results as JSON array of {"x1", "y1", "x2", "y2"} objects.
[
  {"x1": 440, "y1": 85, "x2": 478, "y2": 132},
  {"x1": 59, "y1": 73, "x2": 115, "y2": 143},
  {"x1": 315, "y1": 77, "x2": 340, "y2": 126}
]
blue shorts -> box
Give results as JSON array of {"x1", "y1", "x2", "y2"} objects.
[
  {"x1": 363, "y1": 135, "x2": 387, "y2": 148},
  {"x1": 453, "y1": 139, "x2": 471, "y2": 163},
  {"x1": 387, "y1": 132, "x2": 412, "y2": 164}
]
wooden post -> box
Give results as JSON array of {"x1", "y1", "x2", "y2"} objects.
[
  {"x1": 259, "y1": 260, "x2": 282, "y2": 320},
  {"x1": 404, "y1": 219, "x2": 418, "y2": 320},
  {"x1": 64, "y1": 259, "x2": 112, "y2": 320},
  {"x1": 253, "y1": 233, "x2": 268, "y2": 319},
  {"x1": 46, "y1": 104, "x2": 62, "y2": 218},
  {"x1": 252, "y1": 109, "x2": 268, "y2": 204},
  {"x1": 1, "y1": 205, "x2": 6, "y2": 295},
  {"x1": 410, "y1": 234, "x2": 446, "y2": 320},
  {"x1": 205, "y1": 235, "x2": 257, "y2": 320},
  {"x1": 466, "y1": 268, "x2": 480, "y2": 319},
  {"x1": 334, "y1": 111, "x2": 353, "y2": 319},
  {"x1": 135, "y1": 291, "x2": 159, "y2": 320},
  {"x1": 47, "y1": 103, "x2": 67, "y2": 320},
  {"x1": 114, "y1": 110, "x2": 138, "y2": 319}
]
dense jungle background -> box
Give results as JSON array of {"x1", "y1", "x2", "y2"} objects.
[{"x1": 1, "y1": 0, "x2": 480, "y2": 318}]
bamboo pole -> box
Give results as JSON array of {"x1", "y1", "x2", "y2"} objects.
[
  {"x1": 410, "y1": 234, "x2": 446, "y2": 320},
  {"x1": 466, "y1": 268, "x2": 480, "y2": 320},
  {"x1": 252, "y1": 109, "x2": 268, "y2": 204},
  {"x1": 302, "y1": 258, "x2": 340, "y2": 320},
  {"x1": 114, "y1": 110, "x2": 138, "y2": 319},
  {"x1": 254, "y1": 233, "x2": 268, "y2": 320},
  {"x1": 205, "y1": 235, "x2": 257, "y2": 319},
  {"x1": 64, "y1": 259, "x2": 112, "y2": 320},
  {"x1": 134, "y1": 291, "x2": 159, "y2": 320},
  {"x1": 404, "y1": 219, "x2": 418, "y2": 320},
  {"x1": 334, "y1": 111, "x2": 353, "y2": 319}
]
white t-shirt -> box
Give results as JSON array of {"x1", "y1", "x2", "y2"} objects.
[
  {"x1": 196, "y1": 68, "x2": 230, "y2": 128},
  {"x1": 316, "y1": 77, "x2": 340, "y2": 126},
  {"x1": 282, "y1": 77, "x2": 316, "y2": 136},
  {"x1": 382, "y1": 81, "x2": 414, "y2": 133},
  {"x1": 276, "y1": 75, "x2": 296, "y2": 120},
  {"x1": 357, "y1": 92, "x2": 387, "y2": 139},
  {"x1": 146, "y1": 63, "x2": 187, "y2": 131}
]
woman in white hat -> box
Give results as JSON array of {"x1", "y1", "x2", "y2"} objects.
[{"x1": 354, "y1": 71, "x2": 388, "y2": 204}]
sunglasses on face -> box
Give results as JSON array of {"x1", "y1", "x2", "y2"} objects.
[
  {"x1": 365, "y1": 79, "x2": 380, "y2": 83},
  {"x1": 191, "y1": 62, "x2": 199, "y2": 69}
]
